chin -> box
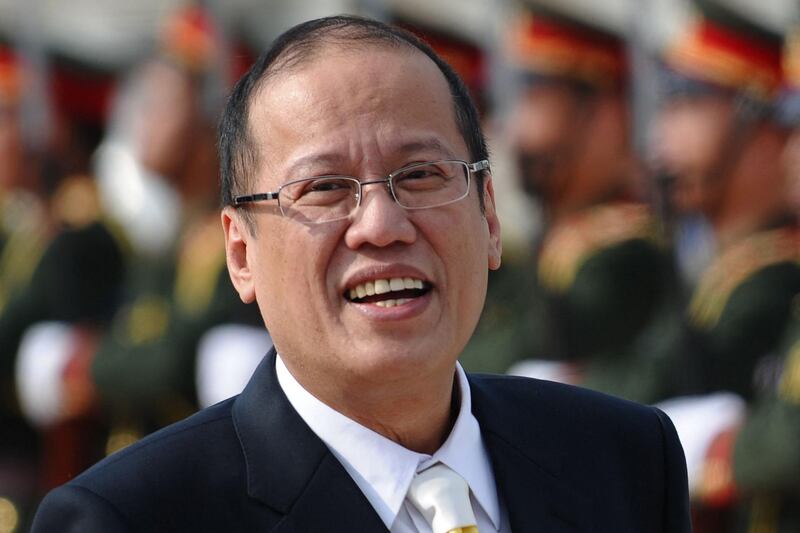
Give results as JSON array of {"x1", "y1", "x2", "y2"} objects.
[{"x1": 347, "y1": 339, "x2": 454, "y2": 376}]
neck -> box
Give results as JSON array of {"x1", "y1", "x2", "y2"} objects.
[
  {"x1": 344, "y1": 376, "x2": 459, "y2": 454},
  {"x1": 285, "y1": 357, "x2": 459, "y2": 455}
]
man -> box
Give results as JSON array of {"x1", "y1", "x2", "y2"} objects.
[
  {"x1": 32, "y1": 15, "x2": 690, "y2": 532},
  {"x1": 654, "y1": 1, "x2": 800, "y2": 400},
  {"x1": 0, "y1": 41, "x2": 125, "y2": 529},
  {"x1": 652, "y1": 3, "x2": 800, "y2": 531},
  {"x1": 465, "y1": 2, "x2": 674, "y2": 404},
  {"x1": 694, "y1": 20, "x2": 800, "y2": 533},
  {"x1": 88, "y1": 3, "x2": 262, "y2": 452}
]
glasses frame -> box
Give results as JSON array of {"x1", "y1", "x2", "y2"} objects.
[{"x1": 232, "y1": 159, "x2": 490, "y2": 223}]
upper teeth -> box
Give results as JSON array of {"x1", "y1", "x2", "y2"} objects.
[{"x1": 349, "y1": 277, "x2": 425, "y2": 300}]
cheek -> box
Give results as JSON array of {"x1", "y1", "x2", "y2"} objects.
[
  {"x1": 255, "y1": 225, "x2": 342, "y2": 311},
  {"x1": 692, "y1": 124, "x2": 727, "y2": 169},
  {"x1": 521, "y1": 112, "x2": 569, "y2": 154},
  {"x1": 429, "y1": 208, "x2": 489, "y2": 295}
]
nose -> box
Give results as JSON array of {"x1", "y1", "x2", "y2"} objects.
[{"x1": 344, "y1": 180, "x2": 416, "y2": 249}]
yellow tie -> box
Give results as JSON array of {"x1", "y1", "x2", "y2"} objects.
[{"x1": 406, "y1": 464, "x2": 479, "y2": 533}]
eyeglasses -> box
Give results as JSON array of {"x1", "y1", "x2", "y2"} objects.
[{"x1": 232, "y1": 159, "x2": 490, "y2": 224}]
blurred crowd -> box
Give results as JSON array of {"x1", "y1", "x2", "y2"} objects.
[{"x1": 0, "y1": 0, "x2": 798, "y2": 532}]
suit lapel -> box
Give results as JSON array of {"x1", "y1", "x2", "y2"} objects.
[
  {"x1": 232, "y1": 353, "x2": 594, "y2": 531},
  {"x1": 232, "y1": 350, "x2": 387, "y2": 532},
  {"x1": 271, "y1": 453, "x2": 388, "y2": 532},
  {"x1": 469, "y1": 375, "x2": 594, "y2": 531}
]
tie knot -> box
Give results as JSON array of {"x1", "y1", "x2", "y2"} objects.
[{"x1": 406, "y1": 463, "x2": 478, "y2": 533}]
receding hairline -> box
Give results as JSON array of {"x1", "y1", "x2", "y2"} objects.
[
  {"x1": 219, "y1": 15, "x2": 489, "y2": 221},
  {"x1": 241, "y1": 39, "x2": 462, "y2": 179},
  {"x1": 247, "y1": 37, "x2": 444, "y2": 123}
]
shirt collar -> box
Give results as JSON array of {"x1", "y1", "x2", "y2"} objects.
[
  {"x1": 275, "y1": 355, "x2": 501, "y2": 530},
  {"x1": 426, "y1": 365, "x2": 501, "y2": 530}
]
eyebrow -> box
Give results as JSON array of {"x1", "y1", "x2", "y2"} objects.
[
  {"x1": 391, "y1": 138, "x2": 457, "y2": 159},
  {"x1": 283, "y1": 137, "x2": 458, "y2": 180}
]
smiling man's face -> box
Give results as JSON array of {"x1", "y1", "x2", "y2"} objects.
[{"x1": 223, "y1": 44, "x2": 502, "y2": 396}]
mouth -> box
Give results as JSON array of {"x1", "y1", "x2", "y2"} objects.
[{"x1": 344, "y1": 277, "x2": 432, "y2": 308}]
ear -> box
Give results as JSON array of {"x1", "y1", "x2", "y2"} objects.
[
  {"x1": 483, "y1": 175, "x2": 502, "y2": 271},
  {"x1": 221, "y1": 207, "x2": 256, "y2": 304}
]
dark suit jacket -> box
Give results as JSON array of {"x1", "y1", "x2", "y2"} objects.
[{"x1": 32, "y1": 349, "x2": 691, "y2": 532}]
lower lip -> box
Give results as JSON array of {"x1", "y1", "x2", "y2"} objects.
[{"x1": 346, "y1": 291, "x2": 433, "y2": 321}]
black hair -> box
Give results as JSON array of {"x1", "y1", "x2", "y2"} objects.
[{"x1": 218, "y1": 15, "x2": 488, "y2": 227}]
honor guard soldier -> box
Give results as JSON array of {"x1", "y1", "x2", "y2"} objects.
[
  {"x1": 653, "y1": 1, "x2": 800, "y2": 530},
  {"x1": 0, "y1": 42, "x2": 125, "y2": 531},
  {"x1": 655, "y1": 0, "x2": 800, "y2": 403},
  {"x1": 466, "y1": 0, "x2": 673, "y2": 403},
  {"x1": 0, "y1": 41, "x2": 50, "y2": 533},
  {"x1": 88, "y1": 2, "x2": 263, "y2": 454},
  {"x1": 731, "y1": 307, "x2": 800, "y2": 533},
  {"x1": 704, "y1": 20, "x2": 800, "y2": 533}
]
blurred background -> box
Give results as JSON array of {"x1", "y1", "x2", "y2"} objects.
[{"x1": 1, "y1": 0, "x2": 799, "y2": 531}]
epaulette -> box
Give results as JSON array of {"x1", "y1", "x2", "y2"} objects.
[
  {"x1": 746, "y1": 497, "x2": 781, "y2": 533},
  {"x1": 50, "y1": 174, "x2": 103, "y2": 229},
  {"x1": 0, "y1": 191, "x2": 49, "y2": 313},
  {"x1": 690, "y1": 227, "x2": 800, "y2": 330},
  {"x1": 780, "y1": 331, "x2": 800, "y2": 405},
  {"x1": 121, "y1": 293, "x2": 172, "y2": 346},
  {"x1": 49, "y1": 174, "x2": 134, "y2": 259},
  {"x1": 173, "y1": 212, "x2": 226, "y2": 316},
  {"x1": 537, "y1": 202, "x2": 657, "y2": 292}
]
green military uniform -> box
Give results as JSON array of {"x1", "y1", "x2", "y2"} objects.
[
  {"x1": 84, "y1": 3, "x2": 265, "y2": 452},
  {"x1": 0, "y1": 177, "x2": 125, "y2": 531},
  {"x1": 729, "y1": 304, "x2": 800, "y2": 533},
  {"x1": 459, "y1": 245, "x2": 548, "y2": 374},
  {"x1": 0, "y1": 178, "x2": 125, "y2": 376},
  {"x1": 537, "y1": 202, "x2": 673, "y2": 403},
  {"x1": 461, "y1": 2, "x2": 677, "y2": 404},
  {"x1": 653, "y1": 3, "x2": 800, "y2": 530},
  {"x1": 678, "y1": 224, "x2": 800, "y2": 533},
  {"x1": 684, "y1": 225, "x2": 800, "y2": 401},
  {"x1": 726, "y1": 19, "x2": 800, "y2": 533},
  {"x1": 0, "y1": 189, "x2": 50, "y2": 533},
  {"x1": 90, "y1": 211, "x2": 262, "y2": 452},
  {"x1": 462, "y1": 202, "x2": 675, "y2": 404}
]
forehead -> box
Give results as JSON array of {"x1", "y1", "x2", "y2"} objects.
[{"x1": 246, "y1": 44, "x2": 465, "y2": 180}]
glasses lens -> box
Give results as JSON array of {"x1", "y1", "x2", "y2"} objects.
[
  {"x1": 279, "y1": 177, "x2": 358, "y2": 223},
  {"x1": 392, "y1": 161, "x2": 469, "y2": 209}
]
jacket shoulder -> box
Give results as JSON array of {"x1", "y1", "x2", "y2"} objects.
[
  {"x1": 468, "y1": 374, "x2": 691, "y2": 531},
  {"x1": 468, "y1": 373, "x2": 681, "y2": 461},
  {"x1": 34, "y1": 398, "x2": 253, "y2": 531},
  {"x1": 469, "y1": 372, "x2": 659, "y2": 418}
]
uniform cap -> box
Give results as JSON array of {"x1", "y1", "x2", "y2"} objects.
[
  {"x1": 664, "y1": 2, "x2": 784, "y2": 101},
  {"x1": 506, "y1": 6, "x2": 627, "y2": 90},
  {"x1": 395, "y1": 19, "x2": 486, "y2": 102},
  {"x1": 776, "y1": 25, "x2": 800, "y2": 125},
  {"x1": 0, "y1": 45, "x2": 23, "y2": 107},
  {"x1": 159, "y1": 3, "x2": 217, "y2": 74}
]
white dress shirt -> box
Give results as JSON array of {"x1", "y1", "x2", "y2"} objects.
[{"x1": 276, "y1": 355, "x2": 509, "y2": 532}]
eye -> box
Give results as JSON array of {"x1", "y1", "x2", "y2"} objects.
[
  {"x1": 403, "y1": 169, "x2": 441, "y2": 181},
  {"x1": 394, "y1": 164, "x2": 453, "y2": 191},
  {"x1": 284, "y1": 177, "x2": 355, "y2": 206},
  {"x1": 310, "y1": 179, "x2": 350, "y2": 192}
]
